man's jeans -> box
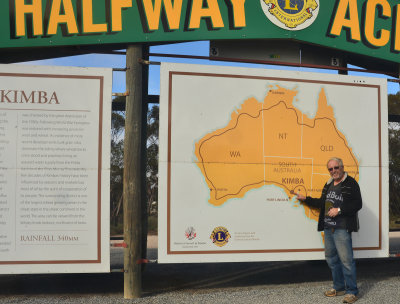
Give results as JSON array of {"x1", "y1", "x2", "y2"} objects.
[{"x1": 324, "y1": 228, "x2": 358, "y2": 295}]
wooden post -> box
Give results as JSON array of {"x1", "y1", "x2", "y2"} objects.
[
  {"x1": 123, "y1": 44, "x2": 143, "y2": 299},
  {"x1": 141, "y1": 45, "x2": 149, "y2": 264}
]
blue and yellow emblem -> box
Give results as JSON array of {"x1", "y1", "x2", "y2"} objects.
[
  {"x1": 261, "y1": 0, "x2": 319, "y2": 30},
  {"x1": 210, "y1": 226, "x2": 231, "y2": 247}
]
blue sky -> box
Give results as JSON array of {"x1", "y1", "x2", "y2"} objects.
[{"x1": 23, "y1": 41, "x2": 399, "y2": 96}]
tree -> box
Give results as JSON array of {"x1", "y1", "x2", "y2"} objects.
[
  {"x1": 109, "y1": 99, "x2": 159, "y2": 234},
  {"x1": 388, "y1": 92, "x2": 400, "y2": 115},
  {"x1": 388, "y1": 93, "x2": 400, "y2": 224},
  {"x1": 389, "y1": 125, "x2": 400, "y2": 218},
  {"x1": 110, "y1": 97, "x2": 126, "y2": 229},
  {"x1": 146, "y1": 105, "x2": 159, "y2": 215}
]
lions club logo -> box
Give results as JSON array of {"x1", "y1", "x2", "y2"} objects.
[
  {"x1": 210, "y1": 227, "x2": 231, "y2": 247},
  {"x1": 261, "y1": 0, "x2": 319, "y2": 31}
]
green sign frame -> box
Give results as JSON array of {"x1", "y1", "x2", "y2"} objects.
[{"x1": 1, "y1": 0, "x2": 400, "y2": 64}]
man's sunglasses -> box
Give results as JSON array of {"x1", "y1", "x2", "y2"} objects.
[{"x1": 328, "y1": 166, "x2": 340, "y2": 172}]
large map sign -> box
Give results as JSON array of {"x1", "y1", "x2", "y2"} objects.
[{"x1": 158, "y1": 63, "x2": 388, "y2": 263}]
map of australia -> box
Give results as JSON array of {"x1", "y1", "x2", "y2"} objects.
[{"x1": 195, "y1": 85, "x2": 359, "y2": 222}]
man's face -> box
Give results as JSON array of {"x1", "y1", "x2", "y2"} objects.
[{"x1": 327, "y1": 160, "x2": 344, "y2": 182}]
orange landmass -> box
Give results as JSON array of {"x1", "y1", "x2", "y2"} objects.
[{"x1": 195, "y1": 85, "x2": 359, "y2": 224}]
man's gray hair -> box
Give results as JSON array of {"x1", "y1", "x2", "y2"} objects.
[{"x1": 327, "y1": 157, "x2": 344, "y2": 168}]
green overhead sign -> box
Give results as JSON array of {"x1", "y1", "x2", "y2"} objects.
[{"x1": 1, "y1": 0, "x2": 400, "y2": 64}]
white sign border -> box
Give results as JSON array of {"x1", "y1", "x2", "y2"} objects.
[
  {"x1": 158, "y1": 62, "x2": 389, "y2": 263},
  {"x1": 0, "y1": 64, "x2": 111, "y2": 273}
]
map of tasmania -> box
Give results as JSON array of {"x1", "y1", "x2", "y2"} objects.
[{"x1": 195, "y1": 85, "x2": 359, "y2": 222}]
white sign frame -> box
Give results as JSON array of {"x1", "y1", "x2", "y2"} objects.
[
  {"x1": 158, "y1": 63, "x2": 389, "y2": 263},
  {"x1": 0, "y1": 64, "x2": 111, "y2": 273}
]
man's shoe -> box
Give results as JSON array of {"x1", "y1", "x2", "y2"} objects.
[
  {"x1": 343, "y1": 294, "x2": 358, "y2": 303},
  {"x1": 324, "y1": 289, "x2": 346, "y2": 297}
]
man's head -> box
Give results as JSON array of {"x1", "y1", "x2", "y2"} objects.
[{"x1": 327, "y1": 157, "x2": 345, "y2": 182}]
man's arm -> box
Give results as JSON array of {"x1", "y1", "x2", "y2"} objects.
[{"x1": 296, "y1": 185, "x2": 326, "y2": 209}]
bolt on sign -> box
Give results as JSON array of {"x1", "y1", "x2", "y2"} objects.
[{"x1": 1, "y1": 1, "x2": 400, "y2": 64}]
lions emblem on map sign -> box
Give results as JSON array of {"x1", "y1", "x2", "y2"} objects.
[
  {"x1": 261, "y1": 0, "x2": 319, "y2": 30},
  {"x1": 210, "y1": 227, "x2": 231, "y2": 247}
]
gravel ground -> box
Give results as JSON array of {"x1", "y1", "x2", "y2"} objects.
[
  {"x1": 0, "y1": 272, "x2": 398, "y2": 304},
  {"x1": 0, "y1": 233, "x2": 398, "y2": 303},
  {"x1": 0, "y1": 253, "x2": 399, "y2": 303}
]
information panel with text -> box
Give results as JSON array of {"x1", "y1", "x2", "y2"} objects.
[{"x1": 0, "y1": 64, "x2": 111, "y2": 273}]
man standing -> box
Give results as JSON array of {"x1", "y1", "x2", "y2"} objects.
[{"x1": 296, "y1": 157, "x2": 362, "y2": 304}]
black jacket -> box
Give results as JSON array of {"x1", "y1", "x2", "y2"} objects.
[{"x1": 304, "y1": 173, "x2": 362, "y2": 232}]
